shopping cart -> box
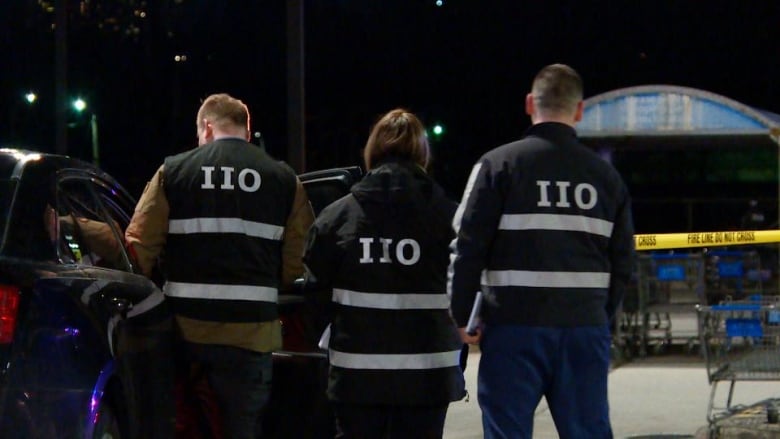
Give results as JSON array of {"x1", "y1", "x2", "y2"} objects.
[
  {"x1": 698, "y1": 296, "x2": 780, "y2": 434},
  {"x1": 704, "y1": 249, "x2": 763, "y2": 305},
  {"x1": 622, "y1": 253, "x2": 705, "y2": 357}
]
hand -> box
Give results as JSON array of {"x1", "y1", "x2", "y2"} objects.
[{"x1": 458, "y1": 326, "x2": 481, "y2": 345}]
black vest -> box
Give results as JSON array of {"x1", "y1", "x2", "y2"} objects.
[
  {"x1": 305, "y1": 162, "x2": 466, "y2": 405},
  {"x1": 163, "y1": 139, "x2": 297, "y2": 322}
]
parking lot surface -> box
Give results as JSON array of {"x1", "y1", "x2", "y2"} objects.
[{"x1": 443, "y1": 346, "x2": 780, "y2": 438}]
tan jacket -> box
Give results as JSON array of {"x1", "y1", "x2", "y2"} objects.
[{"x1": 125, "y1": 165, "x2": 314, "y2": 352}]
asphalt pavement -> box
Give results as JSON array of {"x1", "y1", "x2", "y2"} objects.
[{"x1": 443, "y1": 343, "x2": 780, "y2": 439}]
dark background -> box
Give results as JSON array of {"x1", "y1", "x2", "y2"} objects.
[{"x1": 3, "y1": 1, "x2": 780, "y2": 218}]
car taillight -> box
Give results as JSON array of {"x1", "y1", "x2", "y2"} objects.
[{"x1": 0, "y1": 285, "x2": 20, "y2": 344}]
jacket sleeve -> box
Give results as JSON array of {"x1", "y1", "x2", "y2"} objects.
[
  {"x1": 605, "y1": 186, "x2": 636, "y2": 322},
  {"x1": 125, "y1": 165, "x2": 169, "y2": 278},
  {"x1": 448, "y1": 159, "x2": 503, "y2": 327},
  {"x1": 281, "y1": 178, "x2": 316, "y2": 290},
  {"x1": 71, "y1": 216, "x2": 123, "y2": 266},
  {"x1": 302, "y1": 205, "x2": 341, "y2": 290}
]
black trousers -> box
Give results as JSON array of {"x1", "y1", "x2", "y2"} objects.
[
  {"x1": 332, "y1": 402, "x2": 449, "y2": 439},
  {"x1": 186, "y1": 343, "x2": 272, "y2": 439}
]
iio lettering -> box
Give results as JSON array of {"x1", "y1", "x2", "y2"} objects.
[
  {"x1": 359, "y1": 237, "x2": 421, "y2": 266},
  {"x1": 201, "y1": 166, "x2": 262, "y2": 192},
  {"x1": 536, "y1": 180, "x2": 597, "y2": 210}
]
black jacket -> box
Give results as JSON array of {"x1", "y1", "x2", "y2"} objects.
[
  {"x1": 448, "y1": 122, "x2": 635, "y2": 327},
  {"x1": 304, "y1": 160, "x2": 465, "y2": 405}
]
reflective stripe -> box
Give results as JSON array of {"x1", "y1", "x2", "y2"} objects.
[
  {"x1": 448, "y1": 162, "x2": 483, "y2": 298},
  {"x1": 168, "y1": 217, "x2": 284, "y2": 240},
  {"x1": 452, "y1": 162, "x2": 482, "y2": 233},
  {"x1": 328, "y1": 349, "x2": 462, "y2": 370},
  {"x1": 127, "y1": 289, "x2": 166, "y2": 318},
  {"x1": 332, "y1": 288, "x2": 450, "y2": 310},
  {"x1": 80, "y1": 279, "x2": 111, "y2": 304},
  {"x1": 164, "y1": 281, "x2": 278, "y2": 302},
  {"x1": 107, "y1": 313, "x2": 121, "y2": 356},
  {"x1": 106, "y1": 289, "x2": 166, "y2": 357},
  {"x1": 499, "y1": 213, "x2": 613, "y2": 237},
  {"x1": 482, "y1": 270, "x2": 610, "y2": 288}
]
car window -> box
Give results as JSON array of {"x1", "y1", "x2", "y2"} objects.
[
  {"x1": 56, "y1": 176, "x2": 133, "y2": 272},
  {"x1": 92, "y1": 178, "x2": 137, "y2": 271},
  {"x1": 1, "y1": 160, "x2": 58, "y2": 261},
  {"x1": 300, "y1": 167, "x2": 362, "y2": 215}
]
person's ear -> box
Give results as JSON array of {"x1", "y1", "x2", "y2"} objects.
[
  {"x1": 202, "y1": 120, "x2": 214, "y2": 140},
  {"x1": 525, "y1": 93, "x2": 534, "y2": 117},
  {"x1": 573, "y1": 101, "x2": 584, "y2": 123}
]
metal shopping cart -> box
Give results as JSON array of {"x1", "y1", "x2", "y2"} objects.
[
  {"x1": 698, "y1": 296, "x2": 780, "y2": 436},
  {"x1": 621, "y1": 253, "x2": 705, "y2": 357},
  {"x1": 704, "y1": 249, "x2": 763, "y2": 305}
]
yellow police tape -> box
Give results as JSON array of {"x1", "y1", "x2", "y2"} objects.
[{"x1": 635, "y1": 230, "x2": 780, "y2": 251}]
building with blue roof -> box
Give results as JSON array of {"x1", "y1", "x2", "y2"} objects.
[{"x1": 579, "y1": 85, "x2": 780, "y2": 234}]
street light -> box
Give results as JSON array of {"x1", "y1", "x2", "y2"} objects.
[
  {"x1": 71, "y1": 98, "x2": 100, "y2": 166},
  {"x1": 11, "y1": 92, "x2": 40, "y2": 141},
  {"x1": 72, "y1": 98, "x2": 86, "y2": 112},
  {"x1": 428, "y1": 123, "x2": 445, "y2": 141}
]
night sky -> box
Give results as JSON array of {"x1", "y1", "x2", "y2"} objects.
[{"x1": 4, "y1": 0, "x2": 780, "y2": 204}]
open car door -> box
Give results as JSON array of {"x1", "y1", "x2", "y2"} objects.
[
  {"x1": 264, "y1": 166, "x2": 362, "y2": 438},
  {"x1": 299, "y1": 166, "x2": 363, "y2": 215},
  {"x1": 278, "y1": 165, "x2": 363, "y2": 354}
]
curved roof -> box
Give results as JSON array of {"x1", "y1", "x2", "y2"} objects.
[{"x1": 579, "y1": 85, "x2": 780, "y2": 148}]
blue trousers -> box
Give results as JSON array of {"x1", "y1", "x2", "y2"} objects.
[{"x1": 478, "y1": 325, "x2": 613, "y2": 439}]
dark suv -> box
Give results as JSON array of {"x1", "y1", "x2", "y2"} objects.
[
  {"x1": 0, "y1": 147, "x2": 359, "y2": 438},
  {"x1": 0, "y1": 148, "x2": 174, "y2": 438}
]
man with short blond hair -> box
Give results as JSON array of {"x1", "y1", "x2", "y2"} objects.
[{"x1": 126, "y1": 93, "x2": 314, "y2": 438}]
